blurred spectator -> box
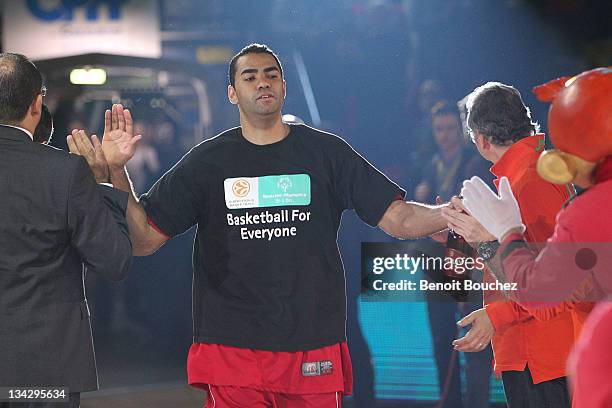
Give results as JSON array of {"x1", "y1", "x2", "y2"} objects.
[
  {"x1": 414, "y1": 79, "x2": 445, "y2": 159},
  {"x1": 152, "y1": 120, "x2": 183, "y2": 172},
  {"x1": 400, "y1": 79, "x2": 446, "y2": 193},
  {"x1": 414, "y1": 100, "x2": 493, "y2": 408},
  {"x1": 126, "y1": 121, "x2": 161, "y2": 193}
]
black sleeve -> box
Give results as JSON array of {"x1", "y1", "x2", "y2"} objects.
[
  {"x1": 332, "y1": 137, "x2": 405, "y2": 227},
  {"x1": 67, "y1": 157, "x2": 132, "y2": 281},
  {"x1": 139, "y1": 150, "x2": 204, "y2": 238}
]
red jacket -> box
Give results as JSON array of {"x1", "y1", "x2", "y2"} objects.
[{"x1": 483, "y1": 135, "x2": 578, "y2": 384}]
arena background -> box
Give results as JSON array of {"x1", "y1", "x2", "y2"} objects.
[{"x1": 1, "y1": 0, "x2": 609, "y2": 406}]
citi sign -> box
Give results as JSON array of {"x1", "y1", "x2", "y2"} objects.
[{"x1": 26, "y1": 0, "x2": 128, "y2": 21}]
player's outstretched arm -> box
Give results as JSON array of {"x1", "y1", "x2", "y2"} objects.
[
  {"x1": 108, "y1": 165, "x2": 168, "y2": 256},
  {"x1": 378, "y1": 199, "x2": 448, "y2": 240},
  {"x1": 102, "y1": 105, "x2": 168, "y2": 256}
]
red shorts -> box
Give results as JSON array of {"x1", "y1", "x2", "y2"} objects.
[
  {"x1": 204, "y1": 385, "x2": 342, "y2": 408},
  {"x1": 188, "y1": 342, "x2": 353, "y2": 395}
]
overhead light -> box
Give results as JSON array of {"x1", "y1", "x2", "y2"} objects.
[{"x1": 70, "y1": 68, "x2": 107, "y2": 85}]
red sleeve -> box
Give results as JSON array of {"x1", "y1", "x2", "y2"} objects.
[
  {"x1": 147, "y1": 216, "x2": 171, "y2": 240},
  {"x1": 484, "y1": 301, "x2": 532, "y2": 333},
  {"x1": 513, "y1": 176, "x2": 567, "y2": 243},
  {"x1": 499, "y1": 221, "x2": 595, "y2": 309},
  {"x1": 481, "y1": 268, "x2": 531, "y2": 332}
]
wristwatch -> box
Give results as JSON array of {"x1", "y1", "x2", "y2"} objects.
[{"x1": 477, "y1": 240, "x2": 500, "y2": 261}]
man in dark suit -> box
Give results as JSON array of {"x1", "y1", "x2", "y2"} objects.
[{"x1": 0, "y1": 53, "x2": 133, "y2": 407}]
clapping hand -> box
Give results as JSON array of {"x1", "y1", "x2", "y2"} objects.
[{"x1": 67, "y1": 129, "x2": 109, "y2": 183}]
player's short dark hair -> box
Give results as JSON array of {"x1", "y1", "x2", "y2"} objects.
[
  {"x1": 430, "y1": 100, "x2": 460, "y2": 121},
  {"x1": 228, "y1": 43, "x2": 283, "y2": 88},
  {"x1": 466, "y1": 82, "x2": 539, "y2": 146},
  {"x1": 0, "y1": 53, "x2": 44, "y2": 124},
  {"x1": 33, "y1": 104, "x2": 53, "y2": 144}
]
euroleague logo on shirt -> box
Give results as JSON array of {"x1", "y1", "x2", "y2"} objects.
[{"x1": 232, "y1": 179, "x2": 250, "y2": 197}]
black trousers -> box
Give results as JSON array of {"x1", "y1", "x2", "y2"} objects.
[
  {"x1": 502, "y1": 366, "x2": 570, "y2": 408},
  {"x1": 0, "y1": 393, "x2": 80, "y2": 408}
]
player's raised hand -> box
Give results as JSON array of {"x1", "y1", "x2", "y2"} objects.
[{"x1": 101, "y1": 104, "x2": 142, "y2": 169}]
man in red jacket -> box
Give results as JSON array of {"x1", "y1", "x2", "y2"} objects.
[
  {"x1": 441, "y1": 82, "x2": 575, "y2": 408},
  {"x1": 458, "y1": 67, "x2": 612, "y2": 408}
]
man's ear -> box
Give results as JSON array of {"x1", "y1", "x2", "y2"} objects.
[
  {"x1": 228, "y1": 84, "x2": 238, "y2": 105},
  {"x1": 30, "y1": 94, "x2": 43, "y2": 117},
  {"x1": 479, "y1": 133, "x2": 491, "y2": 151},
  {"x1": 282, "y1": 79, "x2": 286, "y2": 99}
]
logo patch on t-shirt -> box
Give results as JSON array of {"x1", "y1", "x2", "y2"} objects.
[
  {"x1": 301, "y1": 360, "x2": 333, "y2": 377},
  {"x1": 224, "y1": 174, "x2": 311, "y2": 209}
]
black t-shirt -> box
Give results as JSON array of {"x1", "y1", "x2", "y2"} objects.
[{"x1": 140, "y1": 124, "x2": 404, "y2": 351}]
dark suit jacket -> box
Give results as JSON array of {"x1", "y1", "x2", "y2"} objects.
[{"x1": 0, "y1": 125, "x2": 132, "y2": 392}]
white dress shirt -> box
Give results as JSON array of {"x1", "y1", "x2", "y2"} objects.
[{"x1": 0, "y1": 124, "x2": 34, "y2": 140}]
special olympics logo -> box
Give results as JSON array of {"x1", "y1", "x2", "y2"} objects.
[
  {"x1": 277, "y1": 176, "x2": 292, "y2": 193},
  {"x1": 232, "y1": 179, "x2": 250, "y2": 197}
]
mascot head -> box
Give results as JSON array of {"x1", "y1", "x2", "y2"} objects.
[{"x1": 534, "y1": 67, "x2": 612, "y2": 188}]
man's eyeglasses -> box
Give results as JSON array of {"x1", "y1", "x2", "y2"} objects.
[{"x1": 468, "y1": 129, "x2": 477, "y2": 144}]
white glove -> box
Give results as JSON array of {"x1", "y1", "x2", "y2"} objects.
[{"x1": 460, "y1": 176, "x2": 525, "y2": 242}]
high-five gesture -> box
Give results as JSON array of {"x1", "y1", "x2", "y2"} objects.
[
  {"x1": 102, "y1": 104, "x2": 142, "y2": 169},
  {"x1": 461, "y1": 176, "x2": 525, "y2": 242},
  {"x1": 67, "y1": 129, "x2": 109, "y2": 183}
]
